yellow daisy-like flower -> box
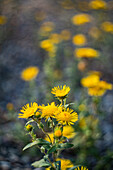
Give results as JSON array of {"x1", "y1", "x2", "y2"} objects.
[
  {"x1": 40, "y1": 39, "x2": 54, "y2": 52},
  {"x1": 75, "y1": 48, "x2": 99, "y2": 58},
  {"x1": 56, "y1": 158, "x2": 74, "y2": 170},
  {"x1": 21, "y1": 66, "x2": 39, "y2": 81},
  {"x1": 44, "y1": 133, "x2": 54, "y2": 143},
  {"x1": 73, "y1": 34, "x2": 87, "y2": 46},
  {"x1": 63, "y1": 125, "x2": 76, "y2": 138},
  {"x1": 101, "y1": 21, "x2": 113, "y2": 33},
  {"x1": 0, "y1": 15, "x2": 7, "y2": 25},
  {"x1": 75, "y1": 166, "x2": 88, "y2": 170},
  {"x1": 81, "y1": 74, "x2": 100, "y2": 88},
  {"x1": 51, "y1": 85, "x2": 70, "y2": 99},
  {"x1": 39, "y1": 102, "x2": 58, "y2": 120},
  {"x1": 49, "y1": 33, "x2": 62, "y2": 44},
  {"x1": 89, "y1": 0, "x2": 107, "y2": 10},
  {"x1": 18, "y1": 102, "x2": 38, "y2": 119},
  {"x1": 55, "y1": 108, "x2": 78, "y2": 125},
  {"x1": 72, "y1": 14, "x2": 91, "y2": 25},
  {"x1": 89, "y1": 27, "x2": 101, "y2": 39}
]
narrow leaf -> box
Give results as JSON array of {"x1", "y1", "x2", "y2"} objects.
[
  {"x1": 25, "y1": 119, "x2": 34, "y2": 125},
  {"x1": 58, "y1": 143, "x2": 74, "y2": 150},
  {"x1": 47, "y1": 145, "x2": 56, "y2": 154}
]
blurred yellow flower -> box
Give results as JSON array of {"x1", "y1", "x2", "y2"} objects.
[
  {"x1": 55, "y1": 108, "x2": 78, "y2": 125},
  {"x1": 79, "y1": 118, "x2": 87, "y2": 129},
  {"x1": 18, "y1": 102, "x2": 38, "y2": 119},
  {"x1": 35, "y1": 11, "x2": 46, "y2": 21},
  {"x1": 89, "y1": 0, "x2": 107, "y2": 10},
  {"x1": 75, "y1": 166, "x2": 88, "y2": 170},
  {"x1": 75, "y1": 48, "x2": 99, "y2": 58},
  {"x1": 101, "y1": 21, "x2": 113, "y2": 33},
  {"x1": 51, "y1": 85, "x2": 70, "y2": 99},
  {"x1": 41, "y1": 22, "x2": 54, "y2": 32},
  {"x1": 72, "y1": 14, "x2": 91, "y2": 25},
  {"x1": 6, "y1": 103, "x2": 14, "y2": 111},
  {"x1": 40, "y1": 39, "x2": 54, "y2": 51},
  {"x1": 26, "y1": 124, "x2": 33, "y2": 131},
  {"x1": 63, "y1": 125, "x2": 76, "y2": 138},
  {"x1": 81, "y1": 74, "x2": 100, "y2": 88},
  {"x1": 49, "y1": 33, "x2": 61, "y2": 44},
  {"x1": 73, "y1": 34, "x2": 87, "y2": 46},
  {"x1": 77, "y1": 61, "x2": 87, "y2": 72},
  {"x1": 0, "y1": 15, "x2": 7, "y2": 25},
  {"x1": 89, "y1": 27, "x2": 101, "y2": 39},
  {"x1": 78, "y1": 104, "x2": 86, "y2": 112},
  {"x1": 88, "y1": 81, "x2": 113, "y2": 96},
  {"x1": 60, "y1": 29, "x2": 71, "y2": 41},
  {"x1": 21, "y1": 66, "x2": 39, "y2": 81},
  {"x1": 39, "y1": 102, "x2": 58, "y2": 120}
]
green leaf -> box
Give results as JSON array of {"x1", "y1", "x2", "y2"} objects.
[
  {"x1": 32, "y1": 159, "x2": 50, "y2": 168},
  {"x1": 68, "y1": 165, "x2": 81, "y2": 170},
  {"x1": 58, "y1": 143, "x2": 74, "y2": 150},
  {"x1": 23, "y1": 138, "x2": 50, "y2": 151},
  {"x1": 47, "y1": 145, "x2": 56, "y2": 154}
]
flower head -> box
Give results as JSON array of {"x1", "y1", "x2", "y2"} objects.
[
  {"x1": 89, "y1": 0, "x2": 107, "y2": 10},
  {"x1": 56, "y1": 158, "x2": 74, "y2": 170},
  {"x1": 60, "y1": 30, "x2": 71, "y2": 41},
  {"x1": 73, "y1": 34, "x2": 87, "y2": 46},
  {"x1": 51, "y1": 85, "x2": 70, "y2": 99},
  {"x1": 18, "y1": 102, "x2": 38, "y2": 119},
  {"x1": 72, "y1": 14, "x2": 91, "y2": 25},
  {"x1": 63, "y1": 126, "x2": 76, "y2": 138},
  {"x1": 54, "y1": 128, "x2": 62, "y2": 138},
  {"x1": 101, "y1": 21, "x2": 113, "y2": 33},
  {"x1": 21, "y1": 66, "x2": 39, "y2": 81},
  {"x1": 0, "y1": 15, "x2": 7, "y2": 25},
  {"x1": 75, "y1": 48, "x2": 99, "y2": 58},
  {"x1": 39, "y1": 102, "x2": 58, "y2": 120},
  {"x1": 81, "y1": 74, "x2": 100, "y2": 88},
  {"x1": 55, "y1": 108, "x2": 78, "y2": 125},
  {"x1": 75, "y1": 166, "x2": 88, "y2": 170}
]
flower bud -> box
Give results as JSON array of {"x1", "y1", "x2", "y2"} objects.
[
  {"x1": 25, "y1": 124, "x2": 33, "y2": 132},
  {"x1": 54, "y1": 128, "x2": 62, "y2": 138}
]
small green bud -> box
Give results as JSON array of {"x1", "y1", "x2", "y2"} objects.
[
  {"x1": 40, "y1": 146, "x2": 45, "y2": 153},
  {"x1": 25, "y1": 124, "x2": 33, "y2": 132}
]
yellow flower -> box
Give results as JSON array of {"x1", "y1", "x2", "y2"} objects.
[
  {"x1": 81, "y1": 74, "x2": 100, "y2": 88},
  {"x1": 72, "y1": 14, "x2": 91, "y2": 25},
  {"x1": 44, "y1": 133, "x2": 54, "y2": 143},
  {"x1": 0, "y1": 15, "x2": 7, "y2": 25},
  {"x1": 55, "y1": 108, "x2": 78, "y2": 125},
  {"x1": 88, "y1": 81, "x2": 113, "y2": 96},
  {"x1": 78, "y1": 104, "x2": 86, "y2": 112},
  {"x1": 79, "y1": 118, "x2": 87, "y2": 129},
  {"x1": 40, "y1": 39, "x2": 54, "y2": 51},
  {"x1": 56, "y1": 158, "x2": 74, "y2": 170},
  {"x1": 40, "y1": 22, "x2": 54, "y2": 33},
  {"x1": 77, "y1": 61, "x2": 87, "y2": 72},
  {"x1": 49, "y1": 33, "x2": 61, "y2": 44},
  {"x1": 54, "y1": 128, "x2": 62, "y2": 138},
  {"x1": 73, "y1": 34, "x2": 87, "y2": 46},
  {"x1": 75, "y1": 166, "x2": 88, "y2": 170},
  {"x1": 51, "y1": 85, "x2": 70, "y2": 99},
  {"x1": 60, "y1": 30, "x2": 71, "y2": 41},
  {"x1": 21, "y1": 66, "x2": 39, "y2": 81},
  {"x1": 6, "y1": 103, "x2": 14, "y2": 111},
  {"x1": 89, "y1": 27, "x2": 101, "y2": 39},
  {"x1": 39, "y1": 102, "x2": 58, "y2": 120},
  {"x1": 101, "y1": 21, "x2": 113, "y2": 33},
  {"x1": 89, "y1": 0, "x2": 107, "y2": 10},
  {"x1": 75, "y1": 48, "x2": 99, "y2": 58},
  {"x1": 18, "y1": 102, "x2": 38, "y2": 119},
  {"x1": 63, "y1": 126, "x2": 76, "y2": 138}
]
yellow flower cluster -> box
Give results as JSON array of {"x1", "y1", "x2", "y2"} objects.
[
  {"x1": 81, "y1": 72, "x2": 113, "y2": 96},
  {"x1": 72, "y1": 14, "x2": 91, "y2": 25},
  {"x1": 73, "y1": 34, "x2": 87, "y2": 46},
  {"x1": 18, "y1": 85, "x2": 78, "y2": 124},
  {"x1": 101, "y1": 21, "x2": 113, "y2": 33}
]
